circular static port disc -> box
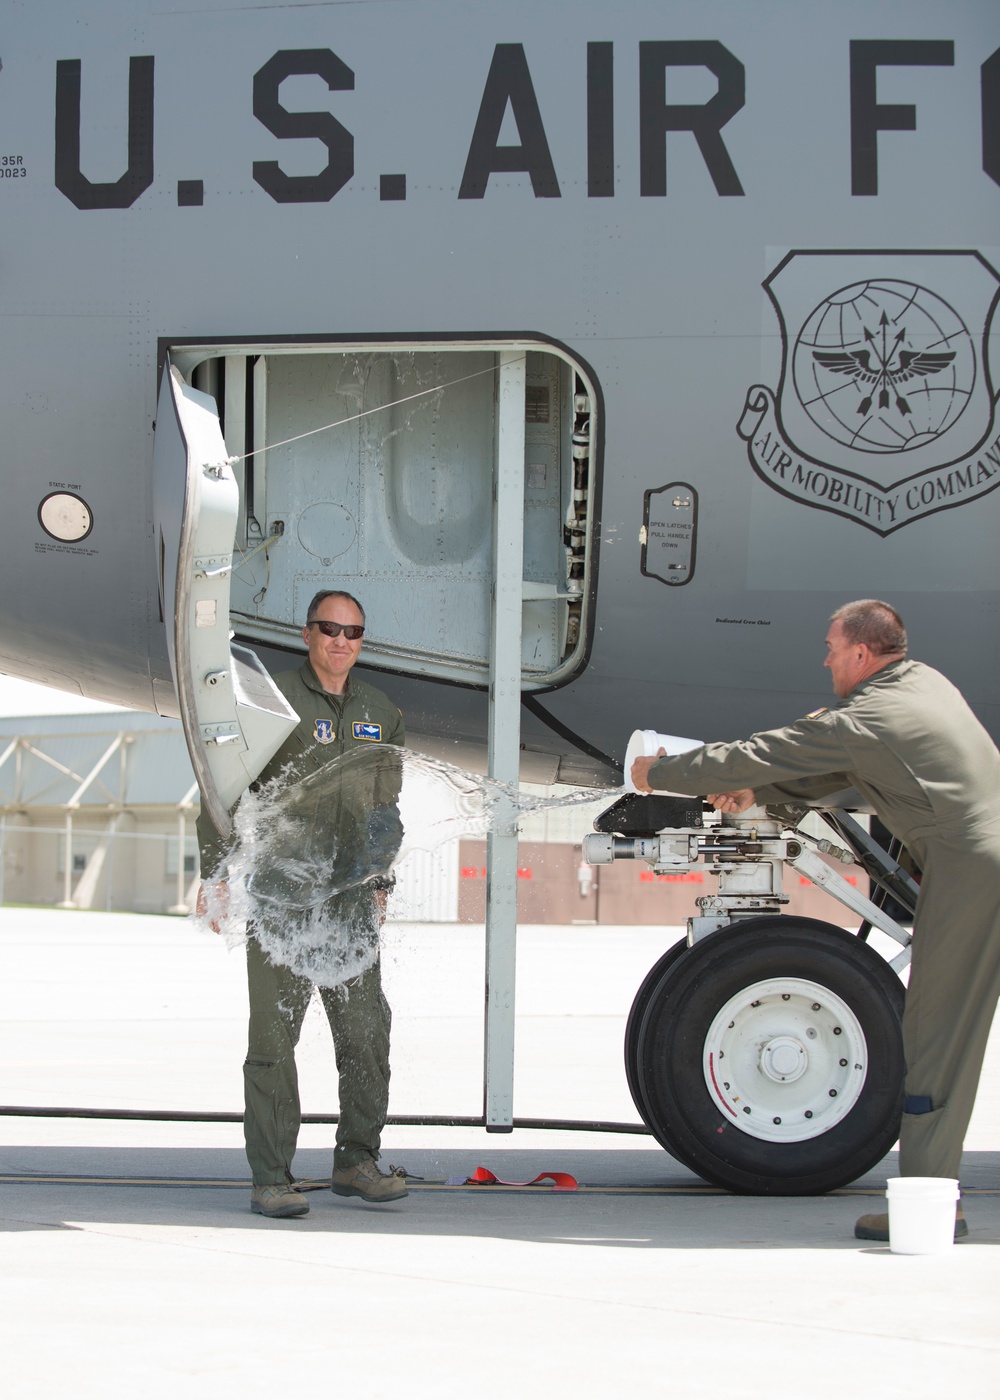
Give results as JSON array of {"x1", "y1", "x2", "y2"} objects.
[{"x1": 38, "y1": 492, "x2": 93, "y2": 542}]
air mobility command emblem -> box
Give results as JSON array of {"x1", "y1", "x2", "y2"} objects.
[
  {"x1": 738, "y1": 250, "x2": 1000, "y2": 536},
  {"x1": 353, "y1": 721, "x2": 382, "y2": 741},
  {"x1": 313, "y1": 719, "x2": 335, "y2": 744}
]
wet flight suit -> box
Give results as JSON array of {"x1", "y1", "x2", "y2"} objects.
[
  {"x1": 646, "y1": 659, "x2": 1000, "y2": 1180},
  {"x1": 198, "y1": 660, "x2": 405, "y2": 1189}
]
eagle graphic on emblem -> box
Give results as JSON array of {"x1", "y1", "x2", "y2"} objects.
[
  {"x1": 738, "y1": 252, "x2": 1000, "y2": 535},
  {"x1": 812, "y1": 311, "x2": 956, "y2": 418}
]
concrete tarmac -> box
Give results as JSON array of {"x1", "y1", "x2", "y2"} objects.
[{"x1": 1, "y1": 908, "x2": 997, "y2": 1398}]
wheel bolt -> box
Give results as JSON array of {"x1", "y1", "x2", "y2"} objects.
[
  {"x1": 742, "y1": 1106, "x2": 751, "y2": 1114},
  {"x1": 781, "y1": 993, "x2": 790, "y2": 1000},
  {"x1": 773, "y1": 1117, "x2": 781, "y2": 1125},
  {"x1": 829, "y1": 1089, "x2": 837, "y2": 1097},
  {"x1": 833, "y1": 1027, "x2": 842, "y2": 1035},
  {"x1": 805, "y1": 1110, "x2": 813, "y2": 1118},
  {"x1": 839, "y1": 1058, "x2": 848, "y2": 1067},
  {"x1": 812, "y1": 1003, "x2": 821, "y2": 1011}
]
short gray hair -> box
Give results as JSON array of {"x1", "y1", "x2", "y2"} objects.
[
  {"x1": 305, "y1": 589, "x2": 366, "y2": 624},
  {"x1": 831, "y1": 599, "x2": 907, "y2": 657}
]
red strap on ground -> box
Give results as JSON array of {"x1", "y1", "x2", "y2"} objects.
[{"x1": 466, "y1": 1166, "x2": 578, "y2": 1191}]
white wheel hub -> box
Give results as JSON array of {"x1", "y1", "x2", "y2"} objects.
[
  {"x1": 702, "y1": 977, "x2": 868, "y2": 1143},
  {"x1": 759, "y1": 1036, "x2": 807, "y2": 1083}
]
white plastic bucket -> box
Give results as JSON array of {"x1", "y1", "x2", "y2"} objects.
[
  {"x1": 623, "y1": 729, "x2": 702, "y2": 793},
  {"x1": 886, "y1": 1177, "x2": 960, "y2": 1254}
]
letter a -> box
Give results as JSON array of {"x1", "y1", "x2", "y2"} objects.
[{"x1": 459, "y1": 45, "x2": 560, "y2": 198}]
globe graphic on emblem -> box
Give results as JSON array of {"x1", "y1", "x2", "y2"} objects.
[{"x1": 792, "y1": 280, "x2": 976, "y2": 454}]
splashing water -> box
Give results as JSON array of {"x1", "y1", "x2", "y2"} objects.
[{"x1": 197, "y1": 747, "x2": 617, "y2": 988}]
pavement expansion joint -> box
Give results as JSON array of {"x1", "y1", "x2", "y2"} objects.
[{"x1": 4, "y1": 1174, "x2": 997, "y2": 1194}]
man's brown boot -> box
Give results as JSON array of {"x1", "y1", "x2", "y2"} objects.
[
  {"x1": 250, "y1": 1183, "x2": 310, "y2": 1218},
  {"x1": 854, "y1": 1204, "x2": 967, "y2": 1242},
  {"x1": 332, "y1": 1158, "x2": 408, "y2": 1203}
]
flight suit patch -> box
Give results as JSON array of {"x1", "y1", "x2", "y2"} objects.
[
  {"x1": 313, "y1": 719, "x2": 336, "y2": 744},
  {"x1": 353, "y1": 721, "x2": 382, "y2": 741}
]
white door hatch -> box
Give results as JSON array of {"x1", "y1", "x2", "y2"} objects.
[{"x1": 153, "y1": 358, "x2": 297, "y2": 840}]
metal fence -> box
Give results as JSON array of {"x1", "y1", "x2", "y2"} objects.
[{"x1": 0, "y1": 814, "x2": 462, "y2": 920}]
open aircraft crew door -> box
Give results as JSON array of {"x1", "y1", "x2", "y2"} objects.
[
  {"x1": 152, "y1": 339, "x2": 599, "y2": 1126},
  {"x1": 154, "y1": 339, "x2": 598, "y2": 822},
  {"x1": 166, "y1": 340, "x2": 597, "y2": 693}
]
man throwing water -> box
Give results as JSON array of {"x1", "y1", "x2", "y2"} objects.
[{"x1": 632, "y1": 600, "x2": 1000, "y2": 1241}]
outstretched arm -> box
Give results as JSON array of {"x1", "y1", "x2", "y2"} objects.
[{"x1": 644, "y1": 710, "x2": 852, "y2": 802}]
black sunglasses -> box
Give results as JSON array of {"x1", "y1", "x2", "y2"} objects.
[{"x1": 307, "y1": 620, "x2": 365, "y2": 640}]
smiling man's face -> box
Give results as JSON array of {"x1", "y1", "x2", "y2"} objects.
[{"x1": 303, "y1": 596, "x2": 365, "y2": 695}]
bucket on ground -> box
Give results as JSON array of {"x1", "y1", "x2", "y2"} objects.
[{"x1": 886, "y1": 1176, "x2": 960, "y2": 1254}]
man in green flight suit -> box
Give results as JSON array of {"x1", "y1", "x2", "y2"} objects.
[
  {"x1": 631, "y1": 599, "x2": 1000, "y2": 1241},
  {"x1": 197, "y1": 589, "x2": 407, "y2": 1219}
]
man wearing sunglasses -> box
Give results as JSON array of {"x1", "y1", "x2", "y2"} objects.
[{"x1": 198, "y1": 589, "x2": 406, "y2": 1219}]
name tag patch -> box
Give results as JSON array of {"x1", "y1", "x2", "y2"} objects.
[
  {"x1": 313, "y1": 719, "x2": 336, "y2": 744},
  {"x1": 353, "y1": 721, "x2": 382, "y2": 742}
]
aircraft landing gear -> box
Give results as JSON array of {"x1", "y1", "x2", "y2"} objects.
[
  {"x1": 627, "y1": 917, "x2": 905, "y2": 1194},
  {"x1": 587, "y1": 796, "x2": 914, "y2": 1192}
]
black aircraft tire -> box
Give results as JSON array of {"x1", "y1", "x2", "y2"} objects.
[
  {"x1": 634, "y1": 917, "x2": 905, "y2": 1195},
  {"x1": 624, "y1": 937, "x2": 691, "y2": 1117}
]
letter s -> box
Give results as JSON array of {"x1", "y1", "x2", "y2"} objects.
[{"x1": 252, "y1": 49, "x2": 354, "y2": 203}]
